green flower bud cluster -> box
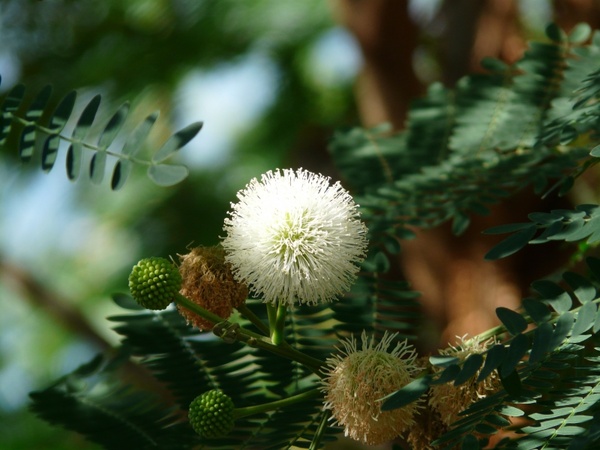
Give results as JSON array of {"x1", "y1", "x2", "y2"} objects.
[
  {"x1": 189, "y1": 389, "x2": 235, "y2": 438},
  {"x1": 128, "y1": 257, "x2": 182, "y2": 310}
]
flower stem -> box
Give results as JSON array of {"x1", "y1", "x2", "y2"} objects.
[
  {"x1": 233, "y1": 389, "x2": 321, "y2": 419},
  {"x1": 175, "y1": 293, "x2": 224, "y2": 324},
  {"x1": 236, "y1": 303, "x2": 270, "y2": 336},
  {"x1": 174, "y1": 293, "x2": 323, "y2": 374},
  {"x1": 309, "y1": 410, "x2": 330, "y2": 450},
  {"x1": 267, "y1": 303, "x2": 277, "y2": 332},
  {"x1": 271, "y1": 301, "x2": 287, "y2": 345}
]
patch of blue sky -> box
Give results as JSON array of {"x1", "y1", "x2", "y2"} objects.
[
  {"x1": 175, "y1": 51, "x2": 279, "y2": 169},
  {"x1": 175, "y1": 26, "x2": 361, "y2": 169},
  {"x1": 305, "y1": 27, "x2": 362, "y2": 88}
]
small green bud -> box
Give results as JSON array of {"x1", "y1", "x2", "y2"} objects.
[
  {"x1": 128, "y1": 257, "x2": 181, "y2": 310},
  {"x1": 189, "y1": 389, "x2": 235, "y2": 438}
]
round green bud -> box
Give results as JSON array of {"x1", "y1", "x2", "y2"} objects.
[
  {"x1": 128, "y1": 257, "x2": 182, "y2": 310},
  {"x1": 189, "y1": 389, "x2": 235, "y2": 438}
]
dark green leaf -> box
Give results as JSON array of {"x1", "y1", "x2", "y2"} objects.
[
  {"x1": 90, "y1": 151, "x2": 107, "y2": 184},
  {"x1": 594, "y1": 309, "x2": 600, "y2": 333},
  {"x1": 452, "y1": 212, "x2": 471, "y2": 236},
  {"x1": 531, "y1": 280, "x2": 572, "y2": 312},
  {"x1": 568, "y1": 23, "x2": 592, "y2": 43},
  {"x1": 483, "y1": 223, "x2": 533, "y2": 235},
  {"x1": 121, "y1": 111, "x2": 159, "y2": 157},
  {"x1": 430, "y1": 355, "x2": 460, "y2": 368},
  {"x1": 529, "y1": 322, "x2": 553, "y2": 364},
  {"x1": 19, "y1": 85, "x2": 52, "y2": 162},
  {"x1": 477, "y1": 344, "x2": 505, "y2": 382},
  {"x1": 382, "y1": 235, "x2": 402, "y2": 254},
  {"x1": 523, "y1": 298, "x2": 551, "y2": 324},
  {"x1": 41, "y1": 135, "x2": 60, "y2": 172},
  {"x1": 19, "y1": 126, "x2": 37, "y2": 162},
  {"x1": 72, "y1": 94, "x2": 101, "y2": 140},
  {"x1": 0, "y1": 83, "x2": 26, "y2": 142},
  {"x1": 42, "y1": 91, "x2": 77, "y2": 171},
  {"x1": 111, "y1": 293, "x2": 144, "y2": 311},
  {"x1": 484, "y1": 226, "x2": 537, "y2": 260},
  {"x1": 474, "y1": 423, "x2": 498, "y2": 435},
  {"x1": 480, "y1": 57, "x2": 508, "y2": 72},
  {"x1": 66, "y1": 144, "x2": 81, "y2": 181},
  {"x1": 549, "y1": 312, "x2": 574, "y2": 350},
  {"x1": 586, "y1": 257, "x2": 600, "y2": 282},
  {"x1": 381, "y1": 375, "x2": 432, "y2": 411},
  {"x1": 500, "y1": 333, "x2": 528, "y2": 377},
  {"x1": 98, "y1": 102, "x2": 129, "y2": 148},
  {"x1": 499, "y1": 368, "x2": 522, "y2": 396},
  {"x1": 496, "y1": 405, "x2": 524, "y2": 417},
  {"x1": 111, "y1": 160, "x2": 132, "y2": 191},
  {"x1": 545, "y1": 23, "x2": 566, "y2": 42},
  {"x1": 454, "y1": 354, "x2": 484, "y2": 386},
  {"x1": 572, "y1": 301, "x2": 597, "y2": 336},
  {"x1": 485, "y1": 414, "x2": 511, "y2": 427},
  {"x1": 562, "y1": 271, "x2": 596, "y2": 304},
  {"x1": 49, "y1": 91, "x2": 77, "y2": 133},
  {"x1": 152, "y1": 121, "x2": 203, "y2": 162},
  {"x1": 496, "y1": 307, "x2": 528, "y2": 335},
  {"x1": 461, "y1": 434, "x2": 480, "y2": 450},
  {"x1": 435, "y1": 364, "x2": 461, "y2": 384}
]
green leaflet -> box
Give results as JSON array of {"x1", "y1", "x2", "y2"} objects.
[{"x1": 0, "y1": 79, "x2": 201, "y2": 189}]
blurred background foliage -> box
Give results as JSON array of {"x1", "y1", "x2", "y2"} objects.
[{"x1": 0, "y1": 0, "x2": 598, "y2": 448}]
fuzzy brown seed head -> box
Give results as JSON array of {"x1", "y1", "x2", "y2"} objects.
[
  {"x1": 177, "y1": 245, "x2": 247, "y2": 331},
  {"x1": 406, "y1": 389, "x2": 448, "y2": 450},
  {"x1": 429, "y1": 335, "x2": 502, "y2": 426}
]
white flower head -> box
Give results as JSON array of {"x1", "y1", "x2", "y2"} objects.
[
  {"x1": 321, "y1": 331, "x2": 421, "y2": 445},
  {"x1": 222, "y1": 168, "x2": 368, "y2": 306}
]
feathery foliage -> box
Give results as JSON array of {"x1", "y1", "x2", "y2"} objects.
[
  {"x1": 331, "y1": 23, "x2": 598, "y2": 241},
  {"x1": 0, "y1": 77, "x2": 202, "y2": 189},
  {"x1": 29, "y1": 23, "x2": 600, "y2": 449}
]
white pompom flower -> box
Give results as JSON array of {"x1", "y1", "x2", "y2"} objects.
[{"x1": 222, "y1": 168, "x2": 368, "y2": 306}]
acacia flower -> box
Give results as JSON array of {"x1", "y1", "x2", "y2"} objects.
[
  {"x1": 321, "y1": 331, "x2": 421, "y2": 445},
  {"x1": 222, "y1": 168, "x2": 368, "y2": 306},
  {"x1": 429, "y1": 335, "x2": 501, "y2": 426}
]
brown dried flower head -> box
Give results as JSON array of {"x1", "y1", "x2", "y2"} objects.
[
  {"x1": 321, "y1": 331, "x2": 421, "y2": 446},
  {"x1": 405, "y1": 356, "x2": 447, "y2": 450},
  {"x1": 429, "y1": 335, "x2": 501, "y2": 426},
  {"x1": 178, "y1": 245, "x2": 247, "y2": 331}
]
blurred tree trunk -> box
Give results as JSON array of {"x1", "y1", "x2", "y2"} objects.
[
  {"x1": 335, "y1": 0, "x2": 592, "y2": 347},
  {"x1": 331, "y1": 0, "x2": 423, "y2": 128}
]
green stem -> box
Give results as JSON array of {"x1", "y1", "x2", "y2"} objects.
[
  {"x1": 176, "y1": 294, "x2": 263, "y2": 343},
  {"x1": 10, "y1": 115, "x2": 153, "y2": 166},
  {"x1": 174, "y1": 293, "x2": 323, "y2": 374},
  {"x1": 271, "y1": 301, "x2": 287, "y2": 345},
  {"x1": 309, "y1": 410, "x2": 330, "y2": 450},
  {"x1": 233, "y1": 389, "x2": 321, "y2": 419},
  {"x1": 236, "y1": 303, "x2": 270, "y2": 336},
  {"x1": 175, "y1": 293, "x2": 224, "y2": 324},
  {"x1": 267, "y1": 303, "x2": 277, "y2": 332}
]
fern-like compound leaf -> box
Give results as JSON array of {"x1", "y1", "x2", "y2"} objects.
[
  {"x1": 0, "y1": 80, "x2": 201, "y2": 189},
  {"x1": 42, "y1": 91, "x2": 77, "y2": 171}
]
